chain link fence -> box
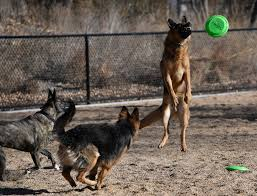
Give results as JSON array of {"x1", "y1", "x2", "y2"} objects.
[{"x1": 0, "y1": 29, "x2": 257, "y2": 110}]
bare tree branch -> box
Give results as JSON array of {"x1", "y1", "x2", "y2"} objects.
[{"x1": 250, "y1": 0, "x2": 257, "y2": 27}]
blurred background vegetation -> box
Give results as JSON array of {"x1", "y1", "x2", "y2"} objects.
[{"x1": 0, "y1": 0, "x2": 256, "y2": 35}]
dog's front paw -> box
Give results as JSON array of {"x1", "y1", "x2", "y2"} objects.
[
  {"x1": 181, "y1": 144, "x2": 187, "y2": 152},
  {"x1": 158, "y1": 135, "x2": 168, "y2": 148},
  {"x1": 26, "y1": 169, "x2": 32, "y2": 175},
  {"x1": 54, "y1": 164, "x2": 60, "y2": 171},
  {"x1": 158, "y1": 143, "x2": 165, "y2": 149},
  {"x1": 70, "y1": 182, "x2": 77, "y2": 187},
  {"x1": 172, "y1": 96, "x2": 179, "y2": 111},
  {"x1": 26, "y1": 167, "x2": 39, "y2": 174},
  {"x1": 96, "y1": 183, "x2": 102, "y2": 190},
  {"x1": 184, "y1": 93, "x2": 192, "y2": 104}
]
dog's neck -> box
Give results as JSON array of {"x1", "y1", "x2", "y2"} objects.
[
  {"x1": 169, "y1": 41, "x2": 186, "y2": 48},
  {"x1": 38, "y1": 110, "x2": 56, "y2": 122},
  {"x1": 165, "y1": 37, "x2": 189, "y2": 49},
  {"x1": 163, "y1": 39, "x2": 189, "y2": 60}
]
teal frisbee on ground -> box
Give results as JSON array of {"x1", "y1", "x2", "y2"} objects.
[
  {"x1": 225, "y1": 165, "x2": 249, "y2": 172},
  {"x1": 205, "y1": 15, "x2": 229, "y2": 37}
]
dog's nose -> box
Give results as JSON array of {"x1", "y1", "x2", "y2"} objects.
[{"x1": 185, "y1": 27, "x2": 191, "y2": 31}]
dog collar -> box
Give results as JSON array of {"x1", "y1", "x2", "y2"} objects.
[{"x1": 38, "y1": 111, "x2": 55, "y2": 122}]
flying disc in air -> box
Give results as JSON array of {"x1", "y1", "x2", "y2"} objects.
[
  {"x1": 225, "y1": 165, "x2": 249, "y2": 172},
  {"x1": 205, "y1": 15, "x2": 229, "y2": 37}
]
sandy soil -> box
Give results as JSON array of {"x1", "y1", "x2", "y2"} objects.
[{"x1": 0, "y1": 91, "x2": 257, "y2": 196}]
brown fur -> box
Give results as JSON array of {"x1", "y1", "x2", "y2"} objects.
[
  {"x1": 140, "y1": 17, "x2": 192, "y2": 151},
  {"x1": 54, "y1": 103, "x2": 140, "y2": 189}
]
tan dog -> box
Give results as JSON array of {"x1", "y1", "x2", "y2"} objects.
[{"x1": 140, "y1": 16, "x2": 192, "y2": 151}]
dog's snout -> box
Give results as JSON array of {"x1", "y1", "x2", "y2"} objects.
[{"x1": 180, "y1": 27, "x2": 191, "y2": 34}]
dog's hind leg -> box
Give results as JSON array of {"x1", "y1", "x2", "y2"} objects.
[
  {"x1": 0, "y1": 147, "x2": 6, "y2": 181},
  {"x1": 30, "y1": 152, "x2": 41, "y2": 169},
  {"x1": 158, "y1": 98, "x2": 171, "y2": 148},
  {"x1": 140, "y1": 87, "x2": 170, "y2": 130},
  {"x1": 62, "y1": 166, "x2": 77, "y2": 187},
  {"x1": 76, "y1": 145, "x2": 100, "y2": 186},
  {"x1": 178, "y1": 98, "x2": 189, "y2": 152},
  {"x1": 40, "y1": 149, "x2": 59, "y2": 170},
  {"x1": 96, "y1": 166, "x2": 111, "y2": 190}
]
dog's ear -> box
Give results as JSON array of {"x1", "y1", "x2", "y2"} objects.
[
  {"x1": 52, "y1": 88, "x2": 56, "y2": 101},
  {"x1": 48, "y1": 89, "x2": 53, "y2": 99},
  {"x1": 182, "y1": 16, "x2": 187, "y2": 24},
  {"x1": 130, "y1": 107, "x2": 139, "y2": 121},
  {"x1": 168, "y1": 18, "x2": 176, "y2": 29},
  {"x1": 182, "y1": 16, "x2": 191, "y2": 29},
  {"x1": 185, "y1": 22, "x2": 191, "y2": 27},
  {"x1": 119, "y1": 106, "x2": 129, "y2": 120},
  {"x1": 182, "y1": 16, "x2": 191, "y2": 27}
]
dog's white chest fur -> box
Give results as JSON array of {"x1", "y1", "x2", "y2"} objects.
[{"x1": 174, "y1": 66, "x2": 184, "y2": 81}]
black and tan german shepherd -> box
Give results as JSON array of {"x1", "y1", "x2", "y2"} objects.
[
  {"x1": 0, "y1": 89, "x2": 62, "y2": 180},
  {"x1": 54, "y1": 101, "x2": 140, "y2": 190}
]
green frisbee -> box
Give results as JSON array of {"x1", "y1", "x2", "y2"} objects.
[
  {"x1": 225, "y1": 165, "x2": 249, "y2": 172},
  {"x1": 205, "y1": 15, "x2": 229, "y2": 37}
]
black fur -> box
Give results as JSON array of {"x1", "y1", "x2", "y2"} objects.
[
  {"x1": 60, "y1": 121, "x2": 133, "y2": 161},
  {"x1": 0, "y1": 89, "x2": 63, "y2": 180},
  {"x1": 54, "y1": 102, "x2": 136, "y2": 162},
  {"x1": 54, "y1": 100, "x2": 76, "y2": 137},
  {"x1": 54, "y1": 101, "x2": 140, "y2": 188}
]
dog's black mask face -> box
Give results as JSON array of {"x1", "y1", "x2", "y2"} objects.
[{"x1": 168, "y1": 16, "x2": 192, "y2": 39}]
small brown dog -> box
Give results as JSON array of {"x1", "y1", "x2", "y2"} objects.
[{"x1": 140, "y1": 16, "x2": 192, "y2": 151}]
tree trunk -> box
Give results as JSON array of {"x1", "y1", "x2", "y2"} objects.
[{"x1": 250, "y1": 0, "x2": 257, "y2": 27}]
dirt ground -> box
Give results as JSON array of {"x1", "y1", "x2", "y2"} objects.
[{"x1": 0, "y1": 91, "x2": 257, "y2": 196}]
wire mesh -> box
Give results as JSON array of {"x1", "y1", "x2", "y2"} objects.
[
  {"x1": 88, "y1": 33, "x2": 165, "y2": 102},
  {"x1": 191, "y1": 30, "x2": 257, "y2": 93},
  {"x1": 0, "y1": 36, "x2": 87, "y2": 110},
  {"x1": 88, "y1": 30, "x2": 257, "y2": 102},
  {"x1": 0, "y1": 29, "x2": 257, "y2": 110}
]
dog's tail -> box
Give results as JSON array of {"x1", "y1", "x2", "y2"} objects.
[
  {"x1": 53, "y1": 100, "x2": 76, "y2": 137},
  {"x1": 140, "y1": 106, "x2": 162, "y2": 129}
]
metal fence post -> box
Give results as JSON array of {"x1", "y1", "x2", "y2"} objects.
[{"x1": 85, "y1": 34, "x2": 90, "y2": 104}]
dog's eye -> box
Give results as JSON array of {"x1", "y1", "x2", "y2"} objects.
[{"x1": 184, "y1": 22, "x2": 191, "y2": 27}]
